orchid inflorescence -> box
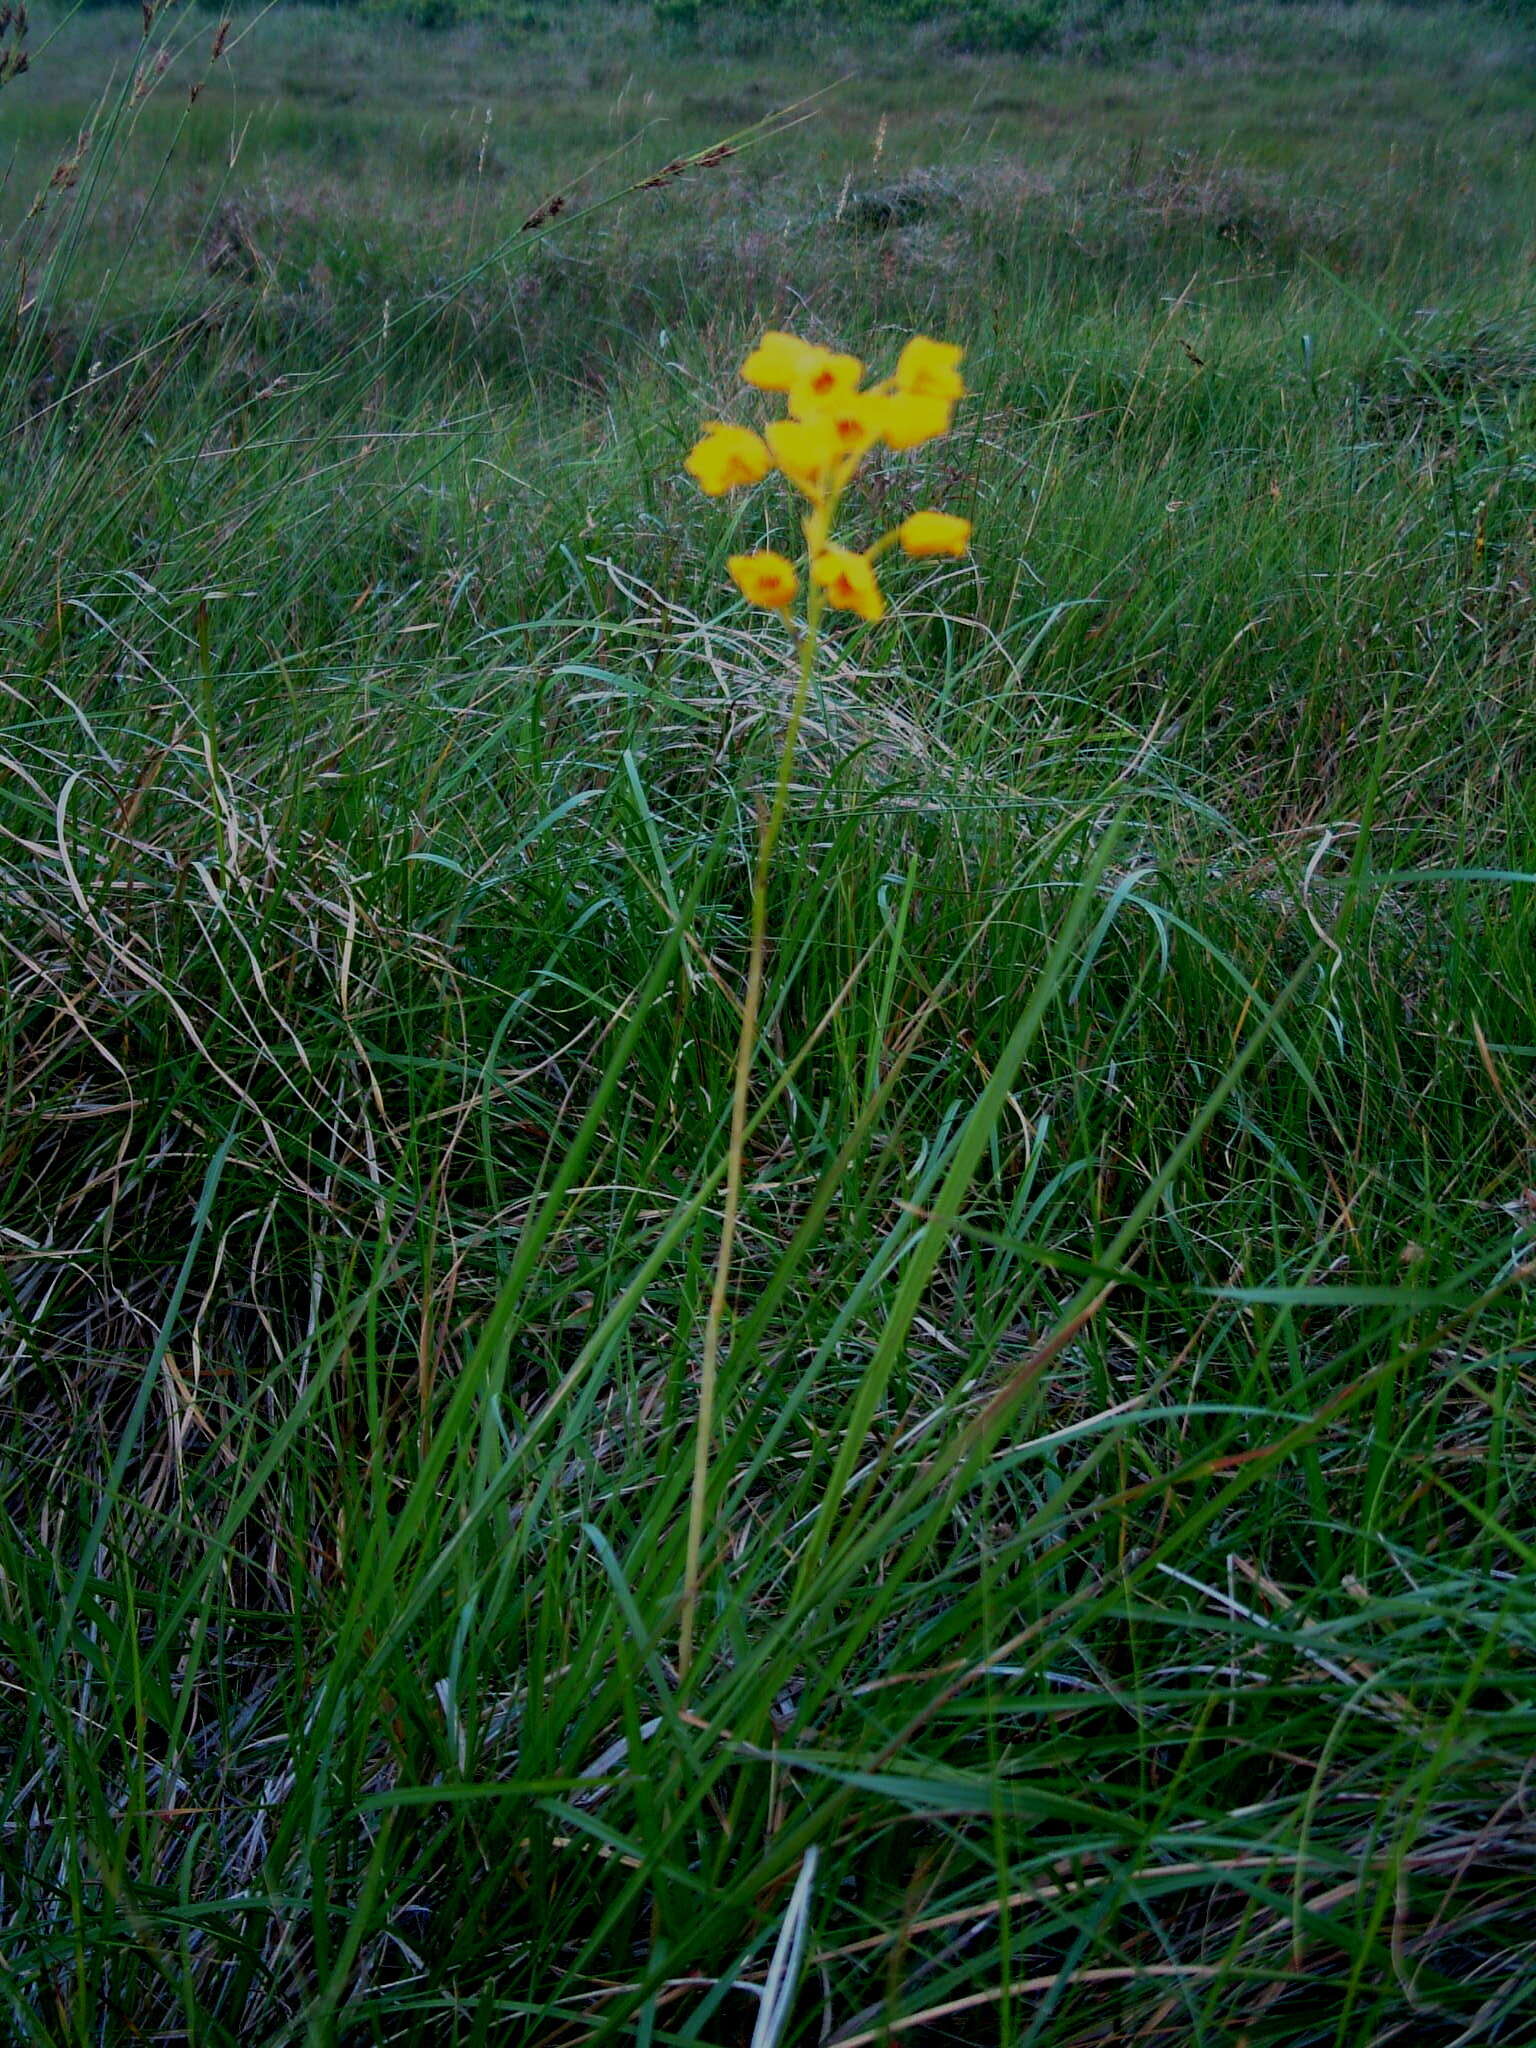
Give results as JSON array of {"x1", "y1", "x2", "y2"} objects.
[
  {"x1": 684, "y1": 329, "x2": 972, "y2": 625},
  {"x1": 675, "y1": 329, "x2": 975, "y2": 1678}
]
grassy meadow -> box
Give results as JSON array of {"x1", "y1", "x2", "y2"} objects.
[{"x1": 4, "y1": 0, "x2": 1536, "y2": 2039}]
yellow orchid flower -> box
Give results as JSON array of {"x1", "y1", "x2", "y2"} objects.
[
  {"x1": 683, "y1": 331, "x2": 971, "y2": 619},
  {"x1": 894, "y1": 335, "x2": 966, "y2": 403},
  {"x1": 899, "y1": 510, "x2": 972, "y2": 557},
  {"x1": 765, "y1": 416, "x2": 842, "y2": 499},
  {"x1": 685, "y1": 423, "x2": 773, "y2": 496},
  {"x1": 791, "y1": 350, "x2": 865, "y2": 409},
  {"x1": 791, "y1": 386, "x2": 888, "y2": 465},
  {"x1": 728, "y1": 551, "x2": 800, "y2": 609},
  {"x1": 812, "y1": 545, "x2": 885, "y2": 623},
  {"x1": 739, "y1": 330, "x2": 822, "y2": 392}
]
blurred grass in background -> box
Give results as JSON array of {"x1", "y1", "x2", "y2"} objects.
[{"x1": 3, "y1": 3, "x2": 1536, "y2": 2041}]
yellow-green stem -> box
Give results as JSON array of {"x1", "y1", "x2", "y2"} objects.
[{"x1": 678, "y1": 583, "x2": 824, "y2": 1680}]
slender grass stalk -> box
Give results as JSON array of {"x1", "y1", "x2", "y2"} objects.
[{"x1": 194, "y1": 595, "x2": 231, "y2": 896}]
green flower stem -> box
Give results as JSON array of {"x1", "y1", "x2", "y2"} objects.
[{"x1": 679, "y1": 575, "x2": 825, "y2": 1681}]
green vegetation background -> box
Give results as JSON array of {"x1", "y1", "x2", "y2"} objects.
[{"x1": 3, "y1": 0, "x2": 1536, "y2": 2041}]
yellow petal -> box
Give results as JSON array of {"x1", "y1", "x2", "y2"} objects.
[
  {"x1": 787, "y1": 350, "x2": 865, "y2": 411},
  {"x1": 811, "y1": 546, "x2": 885, "y2": 623},
  {"x1": 791, "y1": 386, "x2": 887, "y2": 463},
  {"x1": 880, "y1": 394, "x2": 952, "y2": 451},
  {"x1": 728, "y1": 550, "x2": 800, "y2": 609},
  {"x1": 765, "y1": 416, "x2": 841, "y2": 498},
  {"x1": 894, "y1": 335, "x2": 965, "y2": 403},
  {"x1": 740, "y1": 330, "x2": 823, "y2": 392},
  {"x1": 899, "y1": 510, "x2": 971, "y2": 558},
  {"x1": 684, "y1": 423, "x2": 772, "y2": 496}
]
